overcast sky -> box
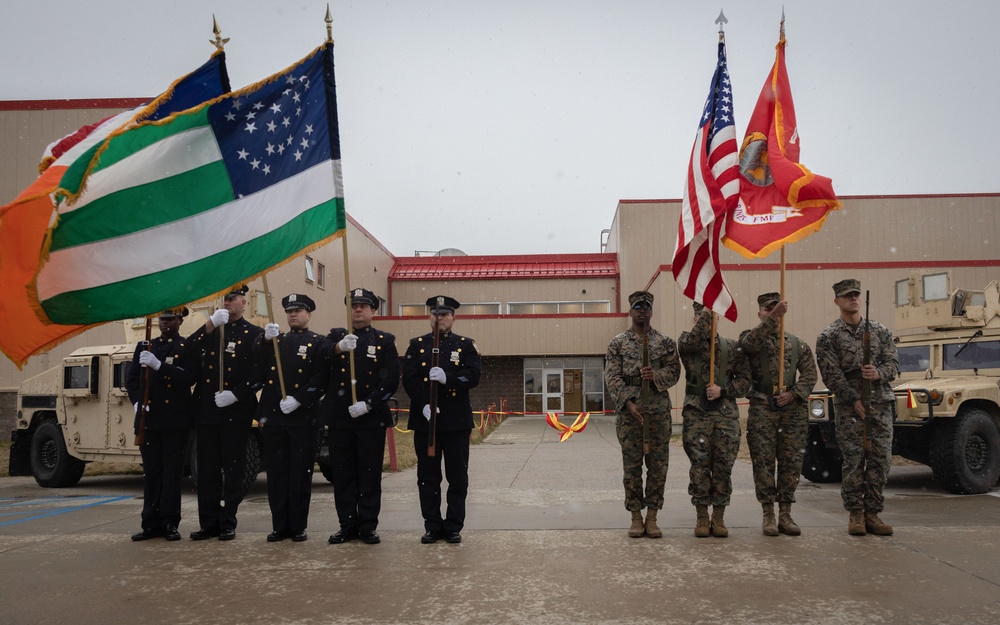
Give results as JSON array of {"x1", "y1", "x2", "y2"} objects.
[{"x1": 3, "y1": 1, "x2": 998, "y2": 256}]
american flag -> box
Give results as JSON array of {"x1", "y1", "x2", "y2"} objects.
[{"x1": 672, "y1": 41, "x2": 739, "y2": 322}]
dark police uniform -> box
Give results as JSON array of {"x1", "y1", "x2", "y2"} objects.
[
  {"x1": 187, "y1": 287, "x2": 263, "y2": 538},
  {"x1": 251, "y1": 293, "x2": 329, "y2": 541},
  {"x1": 325, "y1": 288, "x2": 400, "y2": 542},
  {"x1": 125, "y1": 309, "x2": 194, "y2": 539},
  {"x1": 402, "y1": 295, "x2": 481, "y2": 542}
]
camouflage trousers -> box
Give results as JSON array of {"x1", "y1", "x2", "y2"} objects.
[
  {"x1": 616, "y1": 410, "x2": 671, "y2": 511},
  {"x1": 834, "y1": 402, "x2": 893, "y2": 513},
  {"x1": 746, "y1": 403, "x2": 808, "y2": 504},
  {"x1": 681, "y1": 406, "x2": 741, "y2": 507}
]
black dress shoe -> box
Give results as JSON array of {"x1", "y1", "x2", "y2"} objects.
[
  {"x1": 420, "y1": 530, "x2": 441, "y2": 544},
  {"x1": 189, "y1": 528, "x2": 219, "y2": 541},
  {"x1": 445, "y1": 531, "x2": 462, "y2": 544},
  {"x1": 328, "y1": 528, "x2": 357, "y2": 544},
  {"x1": 218, "y1": 529, "x2": 236, "y2": 541},
  {"x1": 291, "y1": 531, "x2": 308, "y2": 542},
  {"x1": 130, "y1": 528, "x2": 163, "y2": 541},
  {"x1": 267, "y1": 530, "x2": 289, "y2": 542},
  {"x1": 164, "y1": 525, "x2": 181, "y2": 541},
  {"x1": 359, "y1": 529, "x2": 380, "y2": 544}
]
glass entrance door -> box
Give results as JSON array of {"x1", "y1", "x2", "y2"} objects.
[{"x1": 543, "y1": 369, "x2": 563, "y2": 412}]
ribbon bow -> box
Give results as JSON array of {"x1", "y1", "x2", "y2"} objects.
[{"x1": 545, "y1": 412, "x2": 591, "y2": 442}]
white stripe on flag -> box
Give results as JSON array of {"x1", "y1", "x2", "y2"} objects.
[
  {"x1": 61, "y1": 126, "x2": 222, "y2": 215},
  {"x1": 37, "y1": 160, "x2": 339, "y2": 299}
]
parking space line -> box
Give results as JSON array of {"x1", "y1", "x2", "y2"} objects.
[{"x1": 0, "y1": 496, "x2": 132, "y2": 527}]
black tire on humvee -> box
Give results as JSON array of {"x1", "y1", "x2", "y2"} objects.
[
  {"x1": 929, "y1": 407, "x2": 1000, "y2": 494},
  {"x1": 30, "y1": 419, "x2": 86, "y2": 488}
]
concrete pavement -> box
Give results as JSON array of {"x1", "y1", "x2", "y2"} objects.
[{"x1": 2, "y1": 415, "x2": 999, "y2": 624}]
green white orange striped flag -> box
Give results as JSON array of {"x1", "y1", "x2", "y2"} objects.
[
  {"x1": 0, "y1": 51, "x2": 229, "y2": 367},
  {"x1": 33, "y1": 43, "x2": 345, "y2": 325}
]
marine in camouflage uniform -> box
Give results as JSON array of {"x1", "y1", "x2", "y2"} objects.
[
  {"x1": 738, "y1": 293, "x2": 817, "y2": 537},
  {"x1": 678, "y1": 304, "x2": 751, "y2": 538},
  {"x1": 604, "y1": 291, "x2": 680, "y2": 538},
  {"x1": 815, "y1": 278, "x2": 898, "y2": 537}
]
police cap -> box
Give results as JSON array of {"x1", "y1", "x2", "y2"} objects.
[
  {"x1": 426, "y1": 295, "x2": 460, "y2": 314},
  {"x1": 345, "y1": 288, "x2": 379, "y2": 311},
  {"x1": 282, "y1": 293, "x2": 316, "y2": 312}
]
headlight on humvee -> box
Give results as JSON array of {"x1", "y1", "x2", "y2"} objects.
[
  {"x1": 928, "y1": 389, "x2": 943, "y2": 406},
  {"x1": 810, "y1": 399, "x2": 826, "y2": 418}
]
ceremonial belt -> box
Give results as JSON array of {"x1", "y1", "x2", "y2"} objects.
[
  {"x1": 844, "y1": 370, "x2": 863, "y2": 381},
  {"x1": 623, "y1": 375, "x2": 643, "y2": 386}
]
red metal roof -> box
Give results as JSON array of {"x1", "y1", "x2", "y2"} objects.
[{"x1": 389, "y1": 253, "x2": 619, "y2": 281}]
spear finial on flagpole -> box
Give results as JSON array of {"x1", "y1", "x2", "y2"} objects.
[
  {"x1": 716, "y1": 9, "x2": 728, "y2": 42},
  {"x1": 210, "y1": 15, "x2": 230, "y2": 51},
  {"x1": 325, "y1": 4, "x2": 334, "y2": 43},
  {"x1": 780, "y1": 6, "x2": 786, "y2": 40}
]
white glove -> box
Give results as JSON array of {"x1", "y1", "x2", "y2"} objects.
[
  {"x1": 133, "y1": 402, "x2": 149, "y2": 413},
  {"x1": 215, "y1": 390, "x2": 238, "y2": 408},
  {"x1": 422, "y1": 404, "x2": 439, "y2": 422},
  {"x1": 210, "y1": 309, "x2": 230, "y2": 327},
  {"x1": 337, "y1": 334, "x2": 358, "y2": 352},
  {"x1": 428, "y1": 367, "x2": 446, "y2": 384},
  {"x1": 279, "y1": 396, "x2": 301, "y2": 414},
  {"x1": 264, "y1": 323, "x2": 280, "y2": 340},
  {"x1": 139, "y1": 350, "x2": 161, "y2": 371},
  {"x1": 348, "y1": 401, "x2": 370, "y2": 418}
]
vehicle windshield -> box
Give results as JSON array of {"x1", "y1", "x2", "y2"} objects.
[
  {"x1": 943, "y1": 339, "x2": 1000, "y2": 370},
  {"x1": 898, "y1": 345, "x2": 930, "y2": 373}
]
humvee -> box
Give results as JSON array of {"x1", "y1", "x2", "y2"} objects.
[{"x1": 804, "y1": 271, "x2": 1000, "y2": 494}]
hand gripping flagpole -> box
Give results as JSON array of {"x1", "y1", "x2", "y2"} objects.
[
  {"x1": 327, "y1": 5, "x2": 358, "y2": 405},
  {"x1": 261, "y1": 274, "x2": 287, "y2": 399}
]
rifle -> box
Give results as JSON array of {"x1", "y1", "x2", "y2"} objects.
[
  {"x1": 861, "y1": 291, "x2": 872, "y2": 452},
  {"x1": 134, "y1": 318, "x2": 152, "y2": 446},
  {"x1": 641, "y1": 332, "x2": 650, "y2": 455},
  {"x1": 427, "y1": 297, "x2": 443, "y2": 457}
]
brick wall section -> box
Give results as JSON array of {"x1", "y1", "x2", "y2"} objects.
[{"x1": 392, "y1": 356, "x2": 524, "y2": 415}]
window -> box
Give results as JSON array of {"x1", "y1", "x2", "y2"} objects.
[
  {"x1": 254, "y1": 290, "x2": 270, "y2": 317},
  {"x1": 897, "y1": 345, "x2": 931, "y2": 373},
  {"x1": 317, "y1": 262, "x2": 326, "y2": 289},
  {"x1": 113, "y1": 361, "x2": 131, "y2": 389},
  {"x1": 400, "y1": 304, "x2": 428, "y2": 316},
  {"x1": 398, "y1": 302, "x2": 500, "y2": 316},
  {"x1": 943, "y1": 340, "x2": 1000, "y2": 370},
  {"x1": 64, "y1": 365, "x2": 90, "y2": 390},
  {"x1": 507, "y1": 301, "x2": 611, "y2": 315},
  {"x1": 305, "y1": 256, "x2": 315, "y2": 283}
]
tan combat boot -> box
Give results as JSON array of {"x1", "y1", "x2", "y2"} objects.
[
  {"x1": 644, "y1": 508, "x2": 663, "y2": 538},
  {"x1": 694, "y1": 505, "x2": 711, "y2": 538},
  {"x1": 848, "y1": 510, "x2": 866, "y2": 536},
  {"x1": 865, "y1": 511, "x2": 894, "y2": 536},
  {"x1": 628, "y1": 510, "x2": 645, "y2": 538},
  {"x1": 761, "y1": 503, "x2": 779, "y2": 536},
  {"x1": 710, "y1": 506, "x2": 729, "y2": 538},
  {"x1": 778, "y1": 503, "x2": 801, "y2": 536}
]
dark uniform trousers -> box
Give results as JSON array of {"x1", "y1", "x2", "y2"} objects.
[
  {"x1": 196, "y1": 420, "x2": 251, "y2": 532},
  {"x1": 330, "y1": 427, "x2": 387, "y2": 532},
  {"x1": 413, "y1": 429, "x2": 471, "y2": 533},
  {"x1": 139, "y1": 430, "x2": 189, "y2": 530},
  {"x1": 264, "y1": 424, "x2": 317, "y2": 533}
]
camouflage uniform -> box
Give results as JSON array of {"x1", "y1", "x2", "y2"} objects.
[
  {"x1": 678, "y1": 310, "x2": 751, "y2": 507},
  {"x1": 816, "y1": 317, "x2": 898, "y2": 513},
  {"x1": 605, "y1": 327, "x2": 681, "y2": 511},
  {"x1": 739, "y1": 316, "x2": 817, "y2": 505}
]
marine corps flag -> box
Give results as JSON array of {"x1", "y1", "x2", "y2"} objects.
[{"x1": 723, "y1": 21, "x2": 841, "y2": 259}]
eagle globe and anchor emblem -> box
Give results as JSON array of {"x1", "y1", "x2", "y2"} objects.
[{"x1": 732, "y1": 131, "x2": 803, "y2": 225}]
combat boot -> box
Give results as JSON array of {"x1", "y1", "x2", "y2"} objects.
[
  {"x1": 864, "y1": 511, "x2": 894, "y2": 536},
  {"x1": 761, "y1": 503, "x2": 779, "y2": 536},
  {"x1": 710, "y1": 506, "x2": 729, "y2": 538},
  {"x1": 644, "y1": 509, "x2": 662, "y2": 538},
  {"x1": 628, "y1": 510, "x2": 645, "y2": 538},
  {"x1": 778, "y1": 503, "x2": 801, "y2": 536},
  {"x1": 694, "y1": 505, "x2": 711, "y2": 538},
  {"x1": 848, "y1": 510, "x2": 866, "y2": 536}
]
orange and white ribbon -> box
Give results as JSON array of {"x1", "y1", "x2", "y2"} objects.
[{"x1": 545, "y1": 412, "x2": 591, "y2": 442}]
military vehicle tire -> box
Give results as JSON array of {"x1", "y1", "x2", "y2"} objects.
[
  {"x1": 30, "y1": 420, "x2": 86, "y2": 488},
  {"x1": 188, "y1": 431, "x2": 262, "y2": 498},
  {"x1": 802, "y1": 427, "x2": 843, "y2": 483},
  {"x1": 929, "y1": 408, "x2": 1000, "y2": 494}
]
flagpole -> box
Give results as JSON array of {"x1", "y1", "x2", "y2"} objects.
[
  {"x1": 778, "y1": 246, "x2": 786, "y2": 393},
  {"x1": 261, "y1": 274, "x2": 287, "y2": 399},
  {"x1": 327, "y1": 5, "x2": 358, "y2": 405},
  {"x1": 709, "y1": 312, "x2": 717, "y2": 390}
]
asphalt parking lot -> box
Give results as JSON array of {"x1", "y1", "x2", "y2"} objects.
[{"x1": 2, "y1": 415, "x2": 999, "y2": 625}]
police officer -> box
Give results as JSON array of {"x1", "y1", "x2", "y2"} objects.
[
  {"x1": 253, "y1": 293, "x2": 329, "y2": 543},
  {"x1": 126, "y1": 307, "x2": 194, "y2": 542},
  {"x1": 325, "y1": 288, "x2": 400, "y2": 545},
  {"x1": 187, "y1": 285, "x2": 264, "y2": 541},
  {"x1": 604, "y1": 291, "x2": 680, "y2": 538},
  {"x1": 739, "y1": 292, "x2": 817, "y2": 536},
  {"x1": 816, "y1": 279, "x2": 898, "y2": 537},
  {"x1": 402, "y1": 295, "x2": 482, "y2": 544},
  {"x1": 678, "y1": 302, "x2": 751, "y2": 538}
]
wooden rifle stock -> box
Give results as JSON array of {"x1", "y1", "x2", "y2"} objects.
[
  {"x1": 134, "y1": 318, "x2": 152, "y2": 446},
  {"x1": 641, "y1": 332, "x2": 650, "y2": 455},
  {"x1": 427, "y1": 301, "x2": 443, "y2": 457},
  {"x1": 861, "y1": 291, "x2": 872, "y2": 452}
]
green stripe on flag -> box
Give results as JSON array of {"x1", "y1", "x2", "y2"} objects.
[
  {"x1": 50, "y1": 162, "x2": 233, "y2": 251},
  {"x1": 41, "y1": 198, "x2": 346, "y2": 324}
]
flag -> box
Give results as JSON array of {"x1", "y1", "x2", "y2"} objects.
[
  {"x1": 672, "y1": 41, "x2": 740, "y2": 322},
  {"x1": 723, "y1": 25, "x2": 841, "y2": 259},
  {"x1": 0, "y1": 51, "x2": 230, "y2": 367},
  {"x1": 34, "y1": 43, "x2": 346, "y2": 325},
  {"x1": 906, "y1": 389, "x2": 918, "y2": 409}
]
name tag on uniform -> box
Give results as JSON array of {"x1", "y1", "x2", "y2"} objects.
[
  {"x1": 450, "y1": 351, "x2": 460, "y2": 364},
  {"x1": 226, "y1": 341, "x2": 236, "y2": 354},
  {"x1": 367, "y1": 345, "x2": 377, "y2": 359}
]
